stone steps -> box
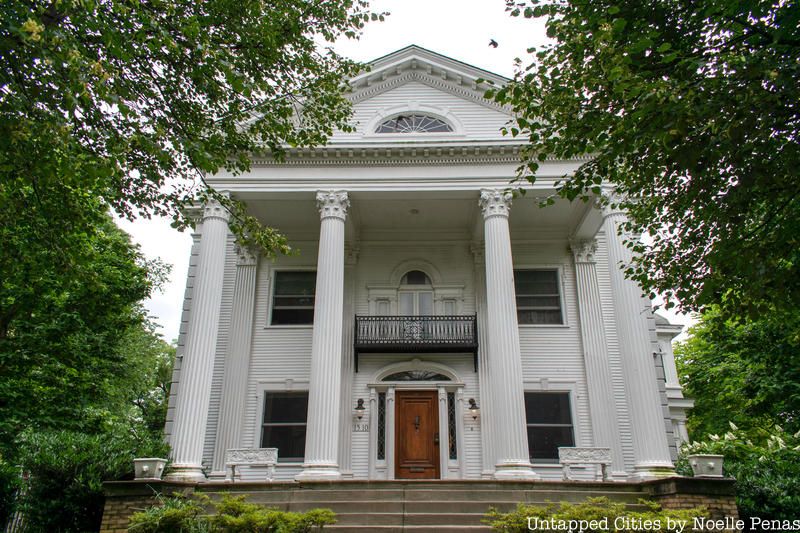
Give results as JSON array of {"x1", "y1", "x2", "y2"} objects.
[{"x1": 199, "y1": 481, "x2": 651, "y2": 532}]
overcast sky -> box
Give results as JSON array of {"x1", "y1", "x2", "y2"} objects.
[{"x1": 117, "y1": 0, "x2": 690, "y2": 342}]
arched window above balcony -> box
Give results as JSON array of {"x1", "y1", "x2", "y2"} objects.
[{"x1": 401, "y1": 270, "x2": 432, "y2": 286}]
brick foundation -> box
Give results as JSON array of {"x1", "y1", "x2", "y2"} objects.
[{"x1": 645, "y1": 477, "x2": 739, "y2": 520}]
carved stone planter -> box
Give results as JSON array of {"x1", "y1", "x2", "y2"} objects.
[
  {"x1": 688, "y1": 454, "x2": 724, "y2": 478},
  {"x1": 133, "y1": 458, "x2": 168, "y2": 480}
]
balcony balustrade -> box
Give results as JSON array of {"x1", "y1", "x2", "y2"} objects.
[{"x1": 354, "y1": 315, "x2": 478, "y2": 372}]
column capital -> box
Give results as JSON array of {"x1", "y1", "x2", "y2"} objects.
[
  {"x1": 203, "y1": 198, "x2": 231, "y2": 222},
  {"x1": 234, "y1": 244, "x2": 259, "y2": 266},
  {"x1": 570, "y1": 239, "x2": 598, "y2": 264},
  {"x1": 316, "y1": 190, "x2": 350, "y2": 221},
  {"x1": 479, "y1": 189, "x2": 513, "y2": 219}
]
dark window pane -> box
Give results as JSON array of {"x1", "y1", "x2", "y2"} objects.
[
  {"x1": 517, "y1": 310, "x2": 563, "y2": 325},
  {"x1": 528, "y1": 426, "x2": 574, "y2": 461},
  {"x1": 525, "y1": 393, "x2": 572, "y2": 424},
  {"x1": 377, "y1": 393, "x2": 386, "y2": 460},
  {"x1": 517, "y1": 296, "x2": 561, "y2": 308},
  {"x1": 273, "y1": 296, "x2": 315, "y2": 307},
  {"x1": 272, "y1": 271, "x2": 316, "y2": 325},
  {"x1": 401, "y1": 270, "x2": 431, "y2": 285},
  {"x1": 263, "y1": 392, "x2": 308, "y2": 423},
  {"x1": 514, "y1": 270, "x2": 558, "y2": 293},
  {"x1": 274, "y1": 271, "x2": 316, "y2": 295},
  {"x1": 272, "y1": 308, "x2": 315, "y2": 325},
  {"x1": 261, "y1": 425, "x2": 306, "y2": 461}
]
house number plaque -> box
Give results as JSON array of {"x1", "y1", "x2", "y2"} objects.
[{"x1": 353, "y1": 423, "x2": 369, "y2": 432}]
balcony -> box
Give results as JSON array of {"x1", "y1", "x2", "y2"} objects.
[{"x1": 354, "y1": 315, "x2": 479, "y2": 372}]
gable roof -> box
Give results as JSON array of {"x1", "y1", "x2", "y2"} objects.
[{"x1": 347, "y1": 45, "x2": 509, "y2": 111}]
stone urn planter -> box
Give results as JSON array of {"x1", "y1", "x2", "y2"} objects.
[
  {"x1": 688, "y1": 454, "x2": 724, "y2": 478},
  {"x1": 133, "y1": 458, "x2": 168, "y2": 480}
]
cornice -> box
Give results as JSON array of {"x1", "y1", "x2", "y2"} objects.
[{"x1": 250, "y1": 145, "x2": 592, "y2": 168}]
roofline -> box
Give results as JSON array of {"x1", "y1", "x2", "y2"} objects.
[{"x1": 364, "y1": 44, "x2": 511, "y2": 83}]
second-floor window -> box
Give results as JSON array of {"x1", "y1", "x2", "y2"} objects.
[
  {"x1": 514, "y1": 269, "x2": 563, "y2": 325},
  {"x1": 399, "y1": 270, "x2": 433, "y2": 316},
  {"x1": 271, "y1": 271, "x2": 315, "y2": 325}
]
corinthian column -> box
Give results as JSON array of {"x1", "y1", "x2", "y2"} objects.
[
  {"x1": 296, "y1": 190, "x2": 349, "y2": 480},
  {"x1": 571, "y1": 239, "x2": 626, "y2": 478},
  {"x1": 604, "y1": 207, "x2": 674, "y2": 478},
  {"x1": 167, "y1": 199, "x2": 230, "y2": 482},
  {"x1": 211, "y1": 245, "x2": 258, "y2": 476},
  {"x1": 479, "y1": 189, "x2": 536, "y2": 480}
]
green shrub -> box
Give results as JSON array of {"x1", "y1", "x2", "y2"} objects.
[
  {"x1": 680, "y1": 422, "x2": 800, "y2": 520},
  {"x1": 484, "y1": 497, "x2": 705, "y2": 533},
  {"x1": 15, "y1": 428, "x2": 169, "y2": 532},
  {"x1": 0, "y1": 454, "x2": 20, "y2": 525},
  {"x1": 130, "y1": 494, "x2": 336, "y2": 533}
]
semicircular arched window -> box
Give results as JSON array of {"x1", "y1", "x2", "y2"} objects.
[
  {"x1": 375, "y1": 114, "x2": 453, "y2": 133},
  {"x1": 401, "y1": 270, "x2": 431, "y2": 285},
  {"x1": 382, "y1": 370, "x2": 451, "y2": 381}
]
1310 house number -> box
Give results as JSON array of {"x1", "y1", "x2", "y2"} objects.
[{"x1": 353, "y1": 423, "x2": 369, "y2": 432}]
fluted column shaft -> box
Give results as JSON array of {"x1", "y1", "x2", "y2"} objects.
[
  {"x1": 604, "y1": 211, "x2": 674, "y2": 478},
  {"x1": 211, "y1": 246, "x2": 258, "y2": 475},
  {"x1": 571, "y1": 239, "x2": 626, "y2": 478},
  {"x1": 168, "y1": 200, "x2": 230, "y2": 481},
  {"x1": 480, "y1": 189, "x2": 536, "y2": 480},
  {"x1": 297, "y1": 190, "x2": 349, "y2": 480}
]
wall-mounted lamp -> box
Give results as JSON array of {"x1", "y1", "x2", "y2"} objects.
[
  {"x1": 468, "y1": 398, "x2": 480, "y2": 420},
  {"x1": 354, "y1": 398, "x2": 366, "y2": 420}
]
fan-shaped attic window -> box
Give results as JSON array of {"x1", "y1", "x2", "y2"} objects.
[{"x1": 376, "y1": 114, "x2": 453, "y2": 133}]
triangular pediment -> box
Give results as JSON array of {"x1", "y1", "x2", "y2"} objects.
[
  {"x1": 330, "y1": 45, "x2": 514, "y2": 143},
  {"x1": 348, "y1": 45, "x2": 509, "y2": 113}
]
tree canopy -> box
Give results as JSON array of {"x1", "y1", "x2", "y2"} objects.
[
  {"x1": 494, "y1": 0, "x2": 799, "y2": 316},
  {"x1": 2, "y1": 0, "x2": 378, "y2": 254},
  {"x1": 674, "y1": 307, "x2": 800, "y2": 439}
]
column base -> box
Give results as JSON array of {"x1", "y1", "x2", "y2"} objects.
[
  {"x1": 164, "y1": 463, "x2": 207, "y2": 483},
  {"x1": 494, "y1": 460, "x2": 539, "y2": 480},
  {"x1": 295, "y1": 462, "x2": 342, "y2": 481},
  {"x1": 628, "y1": 462, "x2": 676, "y2": 481}
]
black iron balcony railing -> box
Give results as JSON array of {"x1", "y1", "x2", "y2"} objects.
[{"x1": 354, "y1": 315, "x2": 478, "y2": 372}]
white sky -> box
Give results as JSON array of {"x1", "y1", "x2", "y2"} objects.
[{"x1": 117, "y1": 0, "x2": 691, "y2": 342}]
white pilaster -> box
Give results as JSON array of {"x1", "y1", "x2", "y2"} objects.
[
  {"x1": 167, "y1": 199, "x2": 230, "y2": 482},
  {"x1": 296, "y1": 190, "x2": 349, "y2": 481},
  {"x1": 210, "y1": 245, "x2": 258, "y2": 476},
  {"x1": 338, "y1": 246, "x2": 359, "y2": 478},
  {"x1": 479, "y1": 189, "x2": 537, "y2": 480},
  {"x1": 604, "y1": 208, "x2": 675, "y2": 478},
  {"x1": 471, "y1": 244, "x2": 496, "y2": 478},
  {"x1": 571, "y1": 239, "x2": 626, "y2": 479},
  {"x1": 437, "y1": 387, "x2": 449, "y2": 479},
  {"x1": 386, "y1": 387, "x2": 396, "y2": 480}
]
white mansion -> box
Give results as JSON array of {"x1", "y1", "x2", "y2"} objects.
[{"x1": 163, "y1": 46, "x2": 691, "y2": 483}]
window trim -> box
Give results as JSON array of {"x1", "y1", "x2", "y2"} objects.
[
  {"x1": 254, "y1": 384, "x2": 310, "y2": 465},
  {"x1": 513, "y1": 265, "x2": 568, "y2": 328},
  {"x1": 267, "y1": 268, "x2": 317, "y2": 329},
  {"x1": 524, "y1": 382, "x2": 583, "y2": 466},
  {"x1": 524, "y1": 390, "x2": 576, "y2": 464}
]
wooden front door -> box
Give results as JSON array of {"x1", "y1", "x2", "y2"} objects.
[{"x1": 395, "y1": 390, "x2": 440, "y2": 479}]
